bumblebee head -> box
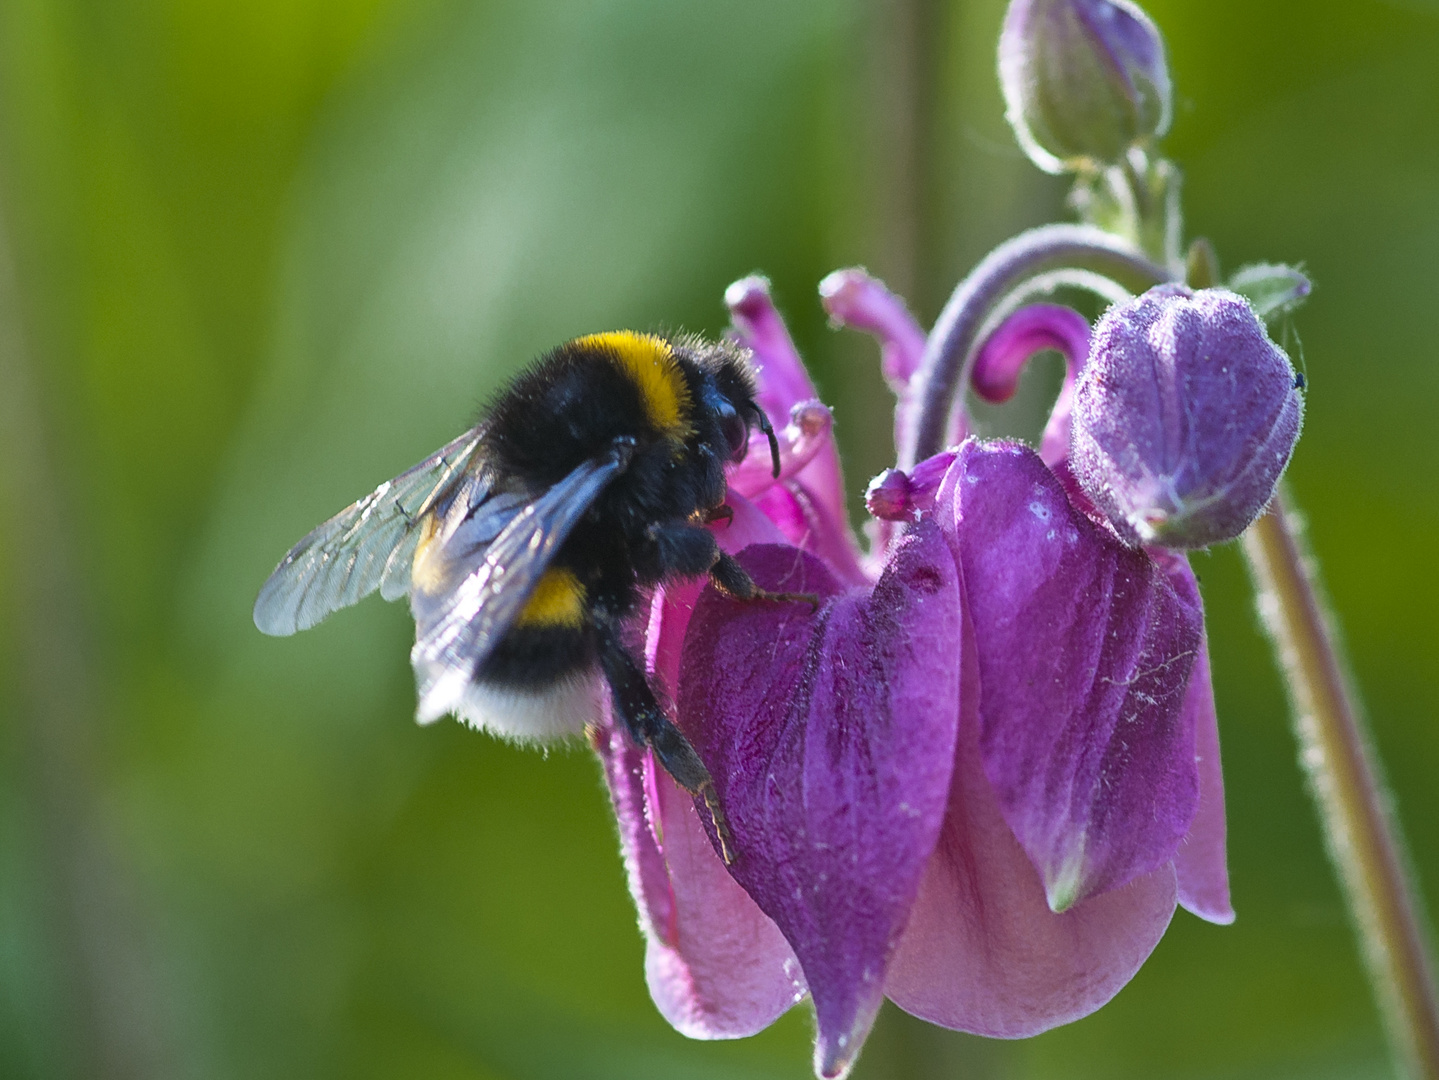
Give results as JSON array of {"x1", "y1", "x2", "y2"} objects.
[{"x1": 694, "y1": 341, "x2": 781, "y2": 479}]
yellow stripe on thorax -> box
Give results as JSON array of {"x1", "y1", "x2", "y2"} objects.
[
  {"x1": 516, "y1": 568, "x2": 586, "y2": 628},
  {"x1": 577, "y1": 331, "x2": 693, "y2": 439}
]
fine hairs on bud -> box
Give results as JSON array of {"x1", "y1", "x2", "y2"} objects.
[
  {"x1": 999, "y1": 0, "x2": 1172, "y2": 174},
  {"x1": 1070, "y1": 285, "x2": 1304, "y2": 549}
]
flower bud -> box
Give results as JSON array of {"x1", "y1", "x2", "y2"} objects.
[
  {"x1": 1070, "y1": 285, "x2": 1303, "y2": 549},
  {"x1": 999, "y1": 0, "x2": 1172, "y2": 174}
]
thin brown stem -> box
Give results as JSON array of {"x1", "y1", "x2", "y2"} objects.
[{"x1": 1243, "y1": 490, "x2": 1439, "y2": 1080}]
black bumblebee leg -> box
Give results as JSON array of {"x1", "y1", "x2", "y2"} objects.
[
  {"x1": 636, "y1": 521, "x2": 724, "y2": 581},
  {"x1": 593, "y1": 620, "x2": 735, "y2": 864},
  {"x1": 634, "y1": 521, "x2": 819, "y2": 610},
  {"x1": 710, "y1": 550, "x2": 820, "y2": 610}
]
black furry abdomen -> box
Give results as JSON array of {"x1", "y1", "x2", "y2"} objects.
[{"x1": 478, "y1": 625, "x2": 594, "y2": 692}]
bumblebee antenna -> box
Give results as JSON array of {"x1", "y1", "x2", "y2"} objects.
[{"x1": 754, "y1": 408, "x2": 781, "y2": 479}]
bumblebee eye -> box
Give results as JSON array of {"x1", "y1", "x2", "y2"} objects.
[{"x1": 718, "y1": 402, "x2": 749, "y2": 462}]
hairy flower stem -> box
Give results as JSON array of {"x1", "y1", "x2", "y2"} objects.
[
  {"x1": 907, "y1": 223, "x2": 1169, "y2": 466},
  {"x1": 1244, "y1": 492, "x2": 1439, "y2": 1080}
]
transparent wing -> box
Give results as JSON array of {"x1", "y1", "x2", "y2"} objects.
[
  {"x1": 253, "y1": 429, "x2": 483, "y2": 636},
  {"x1": 411, "y1": 443, "x2": 632, "y2": 721}
]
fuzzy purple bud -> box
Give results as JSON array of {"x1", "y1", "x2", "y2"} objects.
[
  {"x1": 999, "y1": 0, "x2": 1171, "y2": 174},
  {"x1": 1071, "y1": 285, "x2": 1303, "y2": 549}
]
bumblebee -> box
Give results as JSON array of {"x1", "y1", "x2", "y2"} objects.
[{"x1": 254, "y1": 331, "x2": 798, "y2": 859}]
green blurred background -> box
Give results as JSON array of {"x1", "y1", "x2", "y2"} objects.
[{"x1": 2, "y1": 0, "x2": 1437, "y2": 1077}]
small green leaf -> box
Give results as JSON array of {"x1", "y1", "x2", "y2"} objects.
[{"x1": 1227, "y1": 263, "x2": 1312, "y2": 322}]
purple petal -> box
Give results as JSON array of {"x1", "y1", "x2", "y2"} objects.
[
  {"x1": 1172, "y1": 645, "x2": 1231, "y2": 924},
  {"x1": 597, "y1": 722, "x2": 805, "y2": 1037},
  {"x1": 726, "y1": 276, "x2": 866, "y2": 584},
  {"x1": 726, "y1": 275, "x2": 818, "y2": 420},
  {"x1": 819, "y1": 268, "x2": 927, "y2": 388},
  {"x1": 885, "y1": 608, "x2": 1177, "y2": 1035},
  {"x1": 645, "y1": 492, "x2": 790, "y2": 690},
  {"x1": 749, "y1": 479, "x2": 871, "y2": 588},
  {"x1": 678, "y1": 529, "x2": 961, "y2": 1078},
  {"x1": 595, "y1": 494, "x2": 804, "y2": 1038},
  {"x1": 1156, "y1": 553, "x2": 1234, "y2": 924},
  {"x1": 971, "y1": 303, "x2": 1089, "y2": 404},
  {"x1": 819, "y1": 268, "x2": 929, "y2": 467},
  {"x1": 940, "y1": 440, "x2": 1203, "y2": 910}
]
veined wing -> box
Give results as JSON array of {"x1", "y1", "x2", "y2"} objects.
[
  {"x1": 411, "y1": 442, "x2": 633, "y2": 723},
  {"x1": 254, "y1": 429, "x2": 483, "y2": 636}
]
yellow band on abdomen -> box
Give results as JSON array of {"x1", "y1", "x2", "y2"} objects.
[{"x1": 516, "y1": 568, "x2": 586, "y2": 628}]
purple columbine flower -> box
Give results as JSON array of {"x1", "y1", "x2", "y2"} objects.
[
  {"x1": 596, "y1": 273, "x2": 1243, "y2": 1078},
  {"x1": 868, "y1": 284, "x2": 1233, "y2": 928}
]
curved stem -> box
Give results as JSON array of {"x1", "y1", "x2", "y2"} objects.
[
  {"x1": 1243, "y1": 491, "x2": 1439, "y2": 1080},
  {"x1": 905, "y1": 223, "x2": 1169, "y2": 467}
]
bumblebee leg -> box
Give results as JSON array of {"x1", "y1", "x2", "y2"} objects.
[
  {"x1": 637, "y1": 520, "x2": 722, "y2": 580},
  {"x1": 637, "y1": 522, "x2": 819, "y2": 610},
  {"x1": 700, "y1": 503, "x2": 734, "y2": 526},
  {"x1": 709, "y1": 550, "x2": 820, "y2": 610},
  {"x1": 594, "y1": 620, "x2": 735, "y2": 864}
]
